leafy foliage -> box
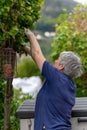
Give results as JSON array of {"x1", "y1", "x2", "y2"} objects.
[
  {"x1": 0, "y1": 79, "x2": 6, "y2": 129},
  {"x1": 51, "y1": 4, "x2": 87, "y2": 97},
  {"x1": 0, "y1": 0, "x2": 43, "y2": 53}
]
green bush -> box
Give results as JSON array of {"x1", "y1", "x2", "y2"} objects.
[
  {"x1": 17, "y1": 57, "x2": 40, "y2": 78},
  {"x1": 51, "y1": 4, "x2": 87, "y2": 97}
]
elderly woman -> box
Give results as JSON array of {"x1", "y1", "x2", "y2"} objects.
[{"x1": 23, "y1": 29, "x2": 83, "y2": 130}]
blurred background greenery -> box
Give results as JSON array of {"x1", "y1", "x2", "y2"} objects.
[{"x1": 1, "y1": 0, "x2": 87, "y2": 129}]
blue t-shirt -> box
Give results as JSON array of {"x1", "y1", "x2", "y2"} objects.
[{"x1": 34, "y1": 61, "x2": 76, "y2": 130}]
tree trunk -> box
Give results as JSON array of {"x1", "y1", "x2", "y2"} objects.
[
  {"x1": 4, "y1": 78, "x2": 13, "y2": 130},
  {"x1": 3, "y1": 47, "x2": 16, "y2": 130}
]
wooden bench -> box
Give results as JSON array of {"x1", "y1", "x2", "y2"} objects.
[{"x1": 16, "y1": 97, "x2": 87, "y2": 130}]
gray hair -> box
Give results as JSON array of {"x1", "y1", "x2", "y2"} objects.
[{"x1": 59, "y1": 51, "x2": 83, "y2": 78}]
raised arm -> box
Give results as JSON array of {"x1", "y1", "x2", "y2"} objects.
[{"x1": 23, "y1": 29, "x2": 46, "y2": 72}]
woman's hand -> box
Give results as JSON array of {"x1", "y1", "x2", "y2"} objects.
[
  {"x1": 24, "y1": 28, "x2": 33, "y2": 37},
  {"x1": 24, "y1": 28, "x2": 46, "y2": 71}
]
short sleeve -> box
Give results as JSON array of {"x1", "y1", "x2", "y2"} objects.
[{"x1": 42, "y1": 61, "x2": 60, "y2": 80}]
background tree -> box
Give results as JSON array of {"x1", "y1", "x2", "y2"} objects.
[
  {"x1": 35, "y1": 0, "x2": 78, "y2": 32},
  {"x1": 0, "y1": 0, "x2": 43, "y2": 130},
  {"x1": 51, "y1": 4, "x2": 87, "y2": 97}
]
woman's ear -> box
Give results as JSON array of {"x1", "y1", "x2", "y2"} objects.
[{"x1": 58, "y1": 64, "x2": 64, "y2": 71}]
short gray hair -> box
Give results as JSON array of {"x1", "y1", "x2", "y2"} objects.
[{"x1": 59, "y1": 51, "x2": 83, "y2": 78}]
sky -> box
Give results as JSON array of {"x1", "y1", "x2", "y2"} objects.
[{"x1": 74, "y1": 0, "x2": 87, "y2": 4}]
